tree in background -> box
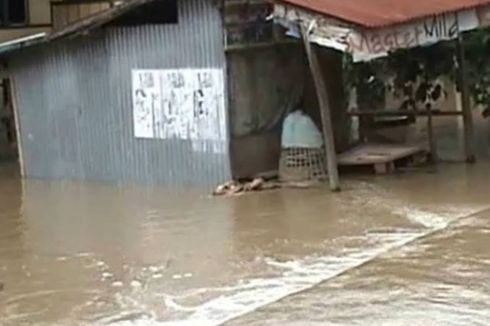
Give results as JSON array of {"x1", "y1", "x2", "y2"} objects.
[{"x1": 344, "y1": 28, "x2": 490, "y2": 117}]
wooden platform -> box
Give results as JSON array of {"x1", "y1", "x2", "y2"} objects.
[{"x1": 338, "y1": 143, "x2": 427, "y2": 174}]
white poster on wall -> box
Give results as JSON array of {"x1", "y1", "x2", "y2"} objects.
[{"x1": 132, "y1": 69, "x2": 227, "y2": 152}]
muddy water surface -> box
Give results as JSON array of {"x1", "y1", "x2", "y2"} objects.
[{"x1": 0, "y1": 163, "x2": 489, "y2": 325}]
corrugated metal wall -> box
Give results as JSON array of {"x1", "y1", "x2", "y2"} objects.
[{"x1": 10, "y1": 0, "x2": 231, "y2": 186}]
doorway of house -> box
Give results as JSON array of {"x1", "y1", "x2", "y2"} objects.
[{"x1": 0, "y1": 78, "x2": 19, "y2": 170}]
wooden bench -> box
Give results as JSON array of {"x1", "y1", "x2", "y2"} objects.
[{"x1": 338, "y1": 143, "x2": 428, "y2": 174}]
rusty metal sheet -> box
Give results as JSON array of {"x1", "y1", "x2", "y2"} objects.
[
  {"x1": 275, "y1": 0, "x2": 490, "y2": 28},
  {"x1": 275, "y1": 4, "x2": 484, "y2": 61}
]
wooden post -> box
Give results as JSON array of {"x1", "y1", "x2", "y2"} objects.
[
  {"x1": 10, "y1": 78, "x2": 25, "y2": 177},
  {"x1": 456, "y1": 31, "x2": 476, "y2": 163},
  {"x1": 426, "y1": 105, "x2": 438, "y2": 163},
  {"x1": 301, "y1": 25, "x2": 340, "y2": 191}
]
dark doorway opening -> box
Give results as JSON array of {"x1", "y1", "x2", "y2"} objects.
[
  {"x1": 110, "y1": 0, "x2": 178, "y2": 26},
  {"x1": 0, "y1": 78, "x2": 19, "y2": 165},
  {"x1": 0, "y1": 0, "x2": 28, "y2": 27}
]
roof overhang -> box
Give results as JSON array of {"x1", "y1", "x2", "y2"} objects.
[
  {"x1": 274, "y1": 2, "x2": 490, "y2": 62},
  {"x1": 0, "y1": 33, "x2": 47, "y2": 56},
  {"x1": 0, "y1": 0, "x2": 155, "y2": 57},
  {"x1": 274, "y1": 0, "x2": 490, "y2": 28}
]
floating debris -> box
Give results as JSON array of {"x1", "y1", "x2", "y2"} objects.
[
  {"x1": 130, "y1": 280, "x2": 142, "y2": 288},
  {"x1": 96, "y1": 261, "x2": 106, "y2": 267},
  {"x1": 111, "y1": 281, "x2": 124, "y2": 287},
  {"x1": 213, "y1": 178, "x2": 281, "y2": 196},
  {"x1": 149, "y1": 266, "x2": 160, "y2": 273}
]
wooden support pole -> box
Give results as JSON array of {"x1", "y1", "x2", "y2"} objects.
[
  {"x1": 456, "y1": 32, "x2": 476, "y2": 163},
  {"x1": 301, "y1": 25, "x2": 340, "y2": 192},
  {"x1": 10, "y1": 78, "x2": 25, "y2": 177},
  {"x1": 427, "y1": 105, "x2": 438, "y2": 162}
]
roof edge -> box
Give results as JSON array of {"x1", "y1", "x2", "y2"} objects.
[
  {"x1": 0, "y1": 0, "x2": 157, "y2": 57},
  {"x1": 273, "y1": 0, "x2": 490, "y2": 28}
]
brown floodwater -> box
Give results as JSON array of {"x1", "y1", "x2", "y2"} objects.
[{"x1": 0, "y1": 162, "x2": 489, "y2": 326}]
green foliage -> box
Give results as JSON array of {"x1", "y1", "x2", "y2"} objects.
[
  {"x1": 344, "y1": 28, "x2": 490, "y2": 117},
  {"x1": 343, "y1": 55, "x2": 386, "y2": 111},
  {"x1": 464, "y1": 29, "x2": 490, "y2": 117}
]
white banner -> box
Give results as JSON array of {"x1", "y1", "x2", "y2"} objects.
[
  {"x1": 274, "y1": 4, "x2": 486, "y2": 62},
  {"x1": 347, "y1": 10, "x2": 480, "y2": 61}
]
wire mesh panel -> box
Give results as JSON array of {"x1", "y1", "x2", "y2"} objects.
[{"x1": 279, "y1": 147, "x2": 327, "y2": 182}]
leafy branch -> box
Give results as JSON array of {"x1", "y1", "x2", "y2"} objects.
[{"x1": 344, "y1": 28, "x2": 490, "y2": 118}]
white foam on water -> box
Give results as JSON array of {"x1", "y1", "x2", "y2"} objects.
[
  {"x1": 393, "y1": 205, "x2": 480, "y2": 229},
  {"x1": 110, "y1": 205, "x2": 485, "y2": 326},
  {"x1": 110, "y1": 232, "x2": 427, "y2": 326}
]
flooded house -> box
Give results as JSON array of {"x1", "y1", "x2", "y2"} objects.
[
  {"x1": 0, "y1": 0, "x2": 349, "y2": 188},
  {"x1": 2, "y1": 0, "x2": 490, "y2": 189},
  {"x1": 232, "y1": 0, "x2": 490, "y2": 190},
  {"x1": 270, "y1": 0, "x2": 490, "y2": 188},
  {"x1": 0, "y1": 0, "x2": 125, "y2": 166},
  {"x1": 0, "y1": 0, "x2": 230, "y2": 186}
]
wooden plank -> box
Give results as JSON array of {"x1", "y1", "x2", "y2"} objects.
[
  {"x1": 347, "y1": 110, "x2": 464, "y2": 117},
  {"x1": 225, "y1": 39, "x2": 296, "y2": 52},
  {"x1": 456, "y1": 31, "x2": 476, "y2": 163},
  {"x1": 301, "y1": 25, "x2": 340, "y2": 192},
  {"x1": 426, "y1": 105, "x2": 438, "y2": 162},
  {"x1": 224, "y1": 0, "x2": 266, "y2": 6},
  {"x1": 338, "y1": 143, "x2": 426, "y2": 166},
  {"x1": 374, "y1": 162, "x2": 394, "y2": 174},
  {"x1": 10, "y1": 78, "x2": 25, "y2": 177}
]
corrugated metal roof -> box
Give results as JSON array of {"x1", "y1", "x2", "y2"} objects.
[
  {"x1": 12, "y1": 0, "x2": 231, "y2": 186},
  {"x1": 275, "y1": 0, "x2": 490, "y2": 27},
  {"x1": 0, "y1": 33, "x2": 46, "y2": 55},
  {"x1": 48, "y1": 0, "x2": 154, "y2": 41},
  {"x1": 0, "y1": 0, "x2": 155, "y2": 56}
]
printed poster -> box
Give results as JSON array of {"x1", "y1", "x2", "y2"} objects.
[{"x1": 132, "y1": 69, "x2": 227, "y2": 151}]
